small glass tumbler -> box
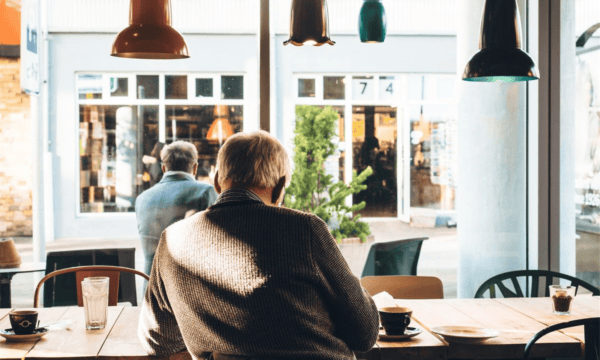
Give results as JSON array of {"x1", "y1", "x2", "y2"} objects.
[
  {"x1": 549, "y1": 285, "x2": 575, "y2": 315},
  {"x1": 82, "y1": 277, "x2": 109, "y2": 330}
]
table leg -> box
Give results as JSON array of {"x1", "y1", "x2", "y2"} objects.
[{"x1": 0, "y1": 274, "x2": 13, "y2": 308}]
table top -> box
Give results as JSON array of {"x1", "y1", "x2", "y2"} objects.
[
  {"x1": 0, "y1": 263, "x2": 46, "y2": 275},
  {"x1": 0, "y1": 297, "x2": 597, "y2": 360}
]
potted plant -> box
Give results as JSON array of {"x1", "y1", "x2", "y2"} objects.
[{"x1": 285, "y1": 105, "x2": 374, "y2": 249}]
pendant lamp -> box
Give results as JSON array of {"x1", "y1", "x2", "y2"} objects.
[
  {"x1": 207, "y1": 118, "x2": 234, "y2": 145},
  {"x1": 284, "y1": 0, "x2": 335, "y2": 46},
  {"x1": 359, "y1": 0, "x2": 386, "y2": 43},
  {"x1": 462, "y1": 0, "x2": 538, "y2": 82},
  {"x1": 111, "y1": 0, "x2": 189, "y2": 59}
]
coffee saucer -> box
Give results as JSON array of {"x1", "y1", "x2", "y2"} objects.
[
  {"x1": 378, "y1": 327, "x2": 422, "y2": 341},
  {"x1": 0, "y1": 328, "x2": 48, "y2": 342}
]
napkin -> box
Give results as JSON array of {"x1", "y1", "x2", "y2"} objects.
[{"x1": 372, "y1": 291, "x2": 397, "y2": 309}]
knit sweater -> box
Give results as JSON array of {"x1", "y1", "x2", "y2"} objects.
[{"x1": 138, "y1": 188, "x2": 380, "y2": 360}]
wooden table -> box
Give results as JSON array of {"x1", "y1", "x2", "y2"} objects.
[
  {"x1": 0, "y1": 263, "x2": 46, "y2": 308},
  {"x1": 0, "y1": 297, "x2": 597, "y2": 360}
]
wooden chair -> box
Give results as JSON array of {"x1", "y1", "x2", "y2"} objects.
[
  {"x1": 523, "y1": 317, "x2": 600, "y2": 360},
  {"x1": 360, "y1": 275, "x2": 444, "y2": 299},
  {"x1": 475, "y1": 270, "x2": 600, "y2": 299},
  {"x1": 361, "y1": 238, "x2": 427, "y2": 277},
  {"x1": 43, "y1": 248, "x2": 139, "y2": 307},
  {"x1": 33, "y1": 265, "x2": 149, "y2": 308}
]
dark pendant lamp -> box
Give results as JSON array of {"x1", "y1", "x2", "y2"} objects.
[
  {"x1": 111, "y1": 0, "x2": 190, "y2": 59},
  {"x1": 359, "y1": 0, "x2": 387, "y2": 43},
  {"x1": 284, "y1": 0, "x2": 335, "y2": 46},
  {"x1": 462, "y1": 0, "x2": 538, "y2": 82}
]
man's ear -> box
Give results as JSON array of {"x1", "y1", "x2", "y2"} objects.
[
  {"x1": 192, "y1": 163, "x2": 198, "y2": 177},
  {"x1": 214, "y1": 171, "x2": 222, "y2": 194},
  {"x1": 271, "y1": 176, "x2": 287, "y2": 205},
  {"x1": 161, "y1": 164, "x2": 167, "y2": 174}
]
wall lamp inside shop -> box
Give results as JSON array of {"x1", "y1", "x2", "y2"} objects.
[
  {"x1": 111, "y1": 0, "x2": 189, "y2": 59},
  {"x1": 462, "y1": 0, "x2": 538, "y2": 82},
  {"x1": 284, "y1": 0, "x2": 335, "y2": 46},
  {"x1": 359, "y1": 0, "x2": 386, "y2": 43}
]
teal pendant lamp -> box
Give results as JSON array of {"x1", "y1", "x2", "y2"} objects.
[
  {"x1": 359, "y1": 0, "x2": 386, "y2": 43},
  {"x1": 284, "y1": 0, "x2": 335, "y2": 46},
  {"x1": 463, "y1": 0, "x2": 538, "y2": 82}
]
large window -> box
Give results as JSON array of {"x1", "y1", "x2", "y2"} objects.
[{"x1": 76, "y1": 73, "x2": 246, "y2": 213}]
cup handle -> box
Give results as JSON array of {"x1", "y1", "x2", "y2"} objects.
[{"x1": 405, "y1": 317, "x2": 411, "y2": 327}]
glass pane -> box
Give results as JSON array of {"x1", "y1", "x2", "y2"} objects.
[
  {"x1": 78, "y1": 74, "x2": 102, "y2": 100},
  {"x1": 298, "y1": 79, "x2": 316, "y2": 98},
  {"x1": 352, "y1": 76, "x2": 374, "y2": 100},
  {"x1": 136, "y1": 75, "x2": 159, "y2": 99},
  {"x1": 352, "y1": 105, "x2": 397, "y2": 217},
  {"x1": 79, "y1": 105, "x2": 159, "y2": 213},
  {"x1": 379, "y1": 76, "x2": 397, "y2": 101},
  {"x1": 110, "y1": 77, "x2": 128, "y2": 97},
  {"x1": 221, "y1": 76, "x2": 243, "y2": 99},
  {"x1": 409, "y1": 105, "x2": 456, "y2": 211},
  {"x1": 165, "y1": 105, "x2": 244, "y2": 185},
  {"x1": 324, "y1": 76, "x2": 345, "y2": 100},
  {"x1": 196, "y1": 78, "x2": 213, "y2": 98},
  {"x1": 165, "y1": 75, "x2": 188, "y2": 99}
]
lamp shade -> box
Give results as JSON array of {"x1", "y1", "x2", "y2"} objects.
[
  {"x1": 111, "y1": 0, "x2": 189, "y2": 59},
  {"x1": 284, "y1": 0, "x2": 335, "y2": 46},
  {"x1": 359, "y1": 0, "x2": 386, "y2": 43},
  {"x1": 207, "y1": 118, "x2": 234, "y2": 144},
  {"x1": 0, "y1": 238, "x2": 22, "y2": 269},
  {"x1": 462, "y1": 0, "x2": 538, "y2": 82}
]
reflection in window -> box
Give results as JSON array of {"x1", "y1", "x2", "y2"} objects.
[
  {"x1": 221, "y1": 76, "x2": 244, "y2": 99},
  {"x1": 324, "y1": 76, "x2": 345, "y2": 100},
  {"x1": 165, "y1": 75, "x2": 188, "y2": 99},
  {"x1": 196, "y1": 78, "x2": 213, "y2": 98},
  {"x1": 137, "y1": 75, "x2": 159, "y2": 99},
  {"x1": 352, "y1": 106, "x2": 397, "y2": 217},
  {"x1": 110, "y1": 77, "x2": 128, "y2": 97},
  {"x1": 78, "y1": 74, "x2": 103, "y2": 100},
  {"x1": 298, "y1": 79, "x2": 316, "y2": 98}
]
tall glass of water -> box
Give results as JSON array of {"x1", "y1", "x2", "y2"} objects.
[{"x1": 81, "y1": 277, "x2": 109, "y2": 330}]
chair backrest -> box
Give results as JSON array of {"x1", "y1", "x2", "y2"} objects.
[
  {"x1": 361, "y1": 275, "x2": 444, "y2": 299},
  {"x1": 475, "y1": 270, "x2": 600, "y2": 299},
  {"x1": 523, "y1": 317, "x2": 600, "y2": 360},
  {"x1": 33, "y1": 265, "x2": 150, "y2": 308},
  {"x1": 361, "y1": 238, "x2": 427, "y2": 277},
  {"x1": 43, "y1": 248, "x2": 139, "y2": 307}
]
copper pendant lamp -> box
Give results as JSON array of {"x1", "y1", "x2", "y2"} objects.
[
  {"x1": 284, "y1": 0, "x2": 335, "y2": 46},
  {"x1": 462, "y1": 0, "x2": 538, "y2": 82},
  {"x1": 111, "y1": 0, "x2": 190, "y2": 59}
]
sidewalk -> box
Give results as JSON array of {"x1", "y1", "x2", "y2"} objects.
[{"x1": 7, "y1": 220, "x2": 457, "y2": 308}]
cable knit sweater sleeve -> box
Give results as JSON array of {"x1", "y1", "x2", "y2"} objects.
[
  {"x1": 309, "y1": 215, "x2": 380, "y2": 352},
  {"x1": 138, "y1": 232, "x2": 187, "y2": 356}
]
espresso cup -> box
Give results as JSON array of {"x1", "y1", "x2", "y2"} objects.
[
  {"x1": 379, "y1": 307, "x2": 412, "y2": 335},
  {"x1": 9, "y1": 310, "x2": 38, "y2": 335}
]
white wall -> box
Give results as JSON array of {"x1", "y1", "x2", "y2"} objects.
[{"x1": 48, "y1": 33, "x2": 258, "y2": 239}]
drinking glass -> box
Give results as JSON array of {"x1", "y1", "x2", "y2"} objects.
[
  {"x1": 82, "y1": 277, "x2": 109, "y2": 330},
  {"x1": 549, "y1": 285, "x2": 575, "y2": 315}
]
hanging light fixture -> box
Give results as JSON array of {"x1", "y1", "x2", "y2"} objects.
[
  {"x1": 111, "y1": 0, "x2": 189, "y2": 59},
  {"x1": 284, "y1": 0, "x2": 335, "y2": 46},
  {"x1": 462, "y1": 0, "x2": 538, "y2": 82},
  {"x1": 207, "y1": 118, "x2": 234, "y2": 146},
  {"x1": 359, "y1": 0, "x2": 387, "y2": 43}
]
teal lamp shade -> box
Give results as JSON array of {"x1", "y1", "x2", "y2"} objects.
[
  {"x1": 463, "y1": 0, "x2": 538, "y2": 82},
  {"x1": 359, "y1": 0, "x2": 387, "y2": 43}
]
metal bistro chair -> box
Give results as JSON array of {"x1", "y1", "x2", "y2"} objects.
[
  {"x1": 523, "y1": 317, "x2": 600, "y2": 360},
  {"x1": 475, "y1": 270, "x2": 600, "y2": 299},
  {"x1": 361, "y1": 275, "x2": 444, "y2": 299},
  {"x1": 33, "y1": 265, "x2": 149, "y2": 308},
  {"x1": 42, "y1": 248, "x2": 143, "y2": 307},
  {"x1": 361, "y1": 238, "x2": 427, "y2": 278}
]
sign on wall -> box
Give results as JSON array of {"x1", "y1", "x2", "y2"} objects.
[{"x1": 20, "y1": 0, "x2": 40, "y2": 94}]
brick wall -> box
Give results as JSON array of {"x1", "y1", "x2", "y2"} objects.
[{"x1": 0, "y1": 57, "x2": 32, "y2": 237}]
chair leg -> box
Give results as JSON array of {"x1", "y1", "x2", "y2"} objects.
[{"x1": 584, "y1": 323, "x2": 599, "y2": 360}]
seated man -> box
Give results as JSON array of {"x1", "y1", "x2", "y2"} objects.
[
  {"x1": 138, "y1": 131, "x2": 379, "y2": 360},
  {"x1": 135, "y1": 140, "x2": 217, "y2": 276}
]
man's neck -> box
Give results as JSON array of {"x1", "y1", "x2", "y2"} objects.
[{"x1": 223, "y1": 186, "x2": 273, "y2": 206}]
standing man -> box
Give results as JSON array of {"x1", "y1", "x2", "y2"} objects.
[{"x1": 135, "y1": 141, "x2": 217, "y2": 276}]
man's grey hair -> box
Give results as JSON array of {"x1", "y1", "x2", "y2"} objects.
[
  {"x1": 217, "y1": 131, "x2": 291, "y2": 188},
  {"x1": 160, "y1": 141, "x2": 198, "y2": 173}
]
